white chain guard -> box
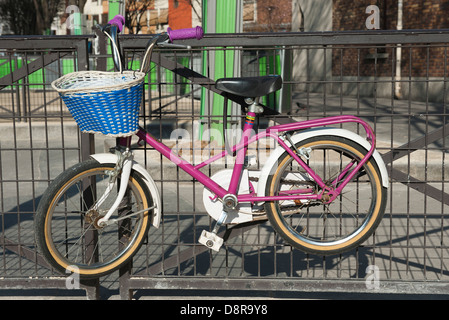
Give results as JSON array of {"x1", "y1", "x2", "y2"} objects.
[{"x1": 203, "y1": 169, "x2": 259, "y2": 224}]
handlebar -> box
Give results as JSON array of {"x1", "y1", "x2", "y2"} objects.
[
  {"x1": 167, "y1": 26, "x2": 204, "y2": 41},
  {"x1": 105, "y1": 14, "x2": 204, "y2": 42},
  {"x1": 107, "y1": 15, "x2": 125, "y2": 33},
  {"x1": 100, "y1": 15, "x2": 204, "y2": 74}
]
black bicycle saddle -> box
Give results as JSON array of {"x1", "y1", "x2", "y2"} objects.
[{"x1": 215, "y1": 75, "x2": 282, "y2": 98}]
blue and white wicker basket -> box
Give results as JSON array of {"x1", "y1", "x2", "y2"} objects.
[{"x1": 51, "y1": 70, "x2": 145, "y2": 137}]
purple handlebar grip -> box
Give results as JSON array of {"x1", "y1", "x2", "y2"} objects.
[
  {"x1": 108, "y1": 15, "x2": 125, "y2": 33},
  {"x1": 167, "y1": 26, "x2": 204, "y2": 41}
]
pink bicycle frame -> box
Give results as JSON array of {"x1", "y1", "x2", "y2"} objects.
[{"x1": 124, "y1": 114, "x2": 376, "y2": 204}]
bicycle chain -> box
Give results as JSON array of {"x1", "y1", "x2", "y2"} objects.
[{"x1": 248, "y1": 176, "x2": 321, "y2": 216}]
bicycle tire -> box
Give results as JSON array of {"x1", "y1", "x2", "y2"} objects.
[
  {"x1": 264, "y1": 135, "x2": 387, "y2": 255},
  {"x1": 35, "y1": 159, "x2": 153, "y2": 279}
]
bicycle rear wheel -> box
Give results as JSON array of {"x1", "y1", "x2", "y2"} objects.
[
  {"x1": 264, "y1": 135, "x2": 387, "y2": 255},
  {"x1": 35, "y1": 159, "x2": 153, "y2": 279}
]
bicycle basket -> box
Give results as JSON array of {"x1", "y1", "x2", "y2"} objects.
[{"x1": 51, "y1": 70, "x2": 145, "y2": 137}]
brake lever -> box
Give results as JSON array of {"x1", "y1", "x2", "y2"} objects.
[
  {"x1": 157, "y1": 42, "x2": 191, "y2": 50},
  {"x1": 153, "y1": 33, "x2": 191, "y2": 49}
]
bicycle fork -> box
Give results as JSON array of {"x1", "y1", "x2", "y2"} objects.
[
  {"x1": 96, "y1": 137, "x2": 156, "y2": 227},
  {"x1": 96, "y1": 147, "x2": 134, "y2": 227}
]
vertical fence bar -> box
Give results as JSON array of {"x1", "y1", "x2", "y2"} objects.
[{"x1": 74, "y1": 37, "x2": 100, "y2": 300}]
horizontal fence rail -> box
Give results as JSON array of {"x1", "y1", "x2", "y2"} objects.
[{"x1": 0, "y1": 30, "x2": 448, "y2": 299}]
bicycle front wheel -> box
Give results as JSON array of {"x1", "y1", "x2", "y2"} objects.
[
  {"x1": 35, "y1": 159, "x2": 153, "y2": 279},
  {"x1": 264, "y1": 135, "x2": 387, "y2": 255}
]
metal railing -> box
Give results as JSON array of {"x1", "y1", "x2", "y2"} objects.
[{"x1": 0, "y1": 30, "x2": 448, "y2": 299}]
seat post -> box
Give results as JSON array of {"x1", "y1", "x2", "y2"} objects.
[
  {"x1": 246, "y1": 97, "x2": 264, "y2": 114},
  {"x1": 227, "y1": 98, "x2": 259, "y2": 196}
]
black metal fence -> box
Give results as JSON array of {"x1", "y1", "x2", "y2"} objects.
[{"x1": 0, "y1": 30, "x2": 448, "y2": 299}]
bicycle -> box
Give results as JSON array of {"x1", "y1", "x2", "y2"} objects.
[{"x1": 35, "y1": 15, "x2": 389, "y2": 279}]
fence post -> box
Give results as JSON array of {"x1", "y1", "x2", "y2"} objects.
[
  {"x1": 74, "y1": 37, "x2": 101, "y2": 300},
  {"x1": 77, "y1": 37, "x2": 95, "y2": 166}
]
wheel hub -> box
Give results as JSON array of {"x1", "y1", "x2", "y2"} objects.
[{"x1": 85, "y1": 209, "x2": 105, "y2": 229}]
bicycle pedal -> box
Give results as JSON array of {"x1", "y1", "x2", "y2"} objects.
[{"x1": 198, "y1": 230, "x2": 223, "y2": 252}]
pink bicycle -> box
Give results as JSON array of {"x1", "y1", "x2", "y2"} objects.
[{"x1": 35, "y1": 16, "x2": 388, "y2": 279}]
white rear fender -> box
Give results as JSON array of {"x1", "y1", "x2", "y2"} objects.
[
  {"x1": 257, "y1": 127, "x2": 389, "y2": 197},
  {"x1": 90, "y1": 153, "x2": 162, "y2": 228}
]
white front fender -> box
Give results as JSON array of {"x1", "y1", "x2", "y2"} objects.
[
  {"x1": 90, "y1": 153, "x2": 162, "y2": 228},
  {"x1": 257, "y1": 127, "x2": 389, "y2": 197}
]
